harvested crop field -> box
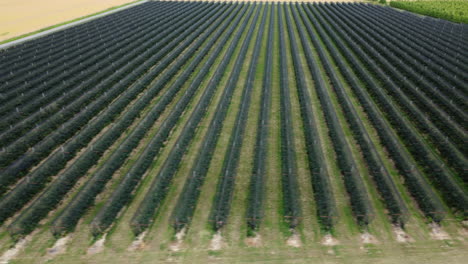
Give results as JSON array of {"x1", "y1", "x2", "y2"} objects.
[
  {"x1": 0, "y1": 1, "x2": 467, "y2": 263},
  {"x1": 0, "y1": 0, "x2": 136, "y2": 42}
]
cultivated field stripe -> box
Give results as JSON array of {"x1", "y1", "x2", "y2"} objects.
[
  {"x1": 277, "y1": 6, "x2": 302, "y2": 231},
  {"x1": 89, "y1": 3, "x2": 246, "y2": 237},
  {"x1": 338, "y1": 4, "x2": 468, "y2": 116},
  {"x1": 0, "y1": 2, "x2": 182, "y2": 116},
  {"x1": 287, "y1": 4, "x2": 374, "y2": 227},
  {"x1": 0, "y1": 2, "x2": 169, "y2": 84},
  {"x1": 0, "y1": 3, "x2": 185, "y2": 126},
  {"x1": 305, "y1": 4, "x2": 451, "y2": 221},
  {"x1": 0, "y1": 4, "x2": 208, "y2": 172},
  {"x1": 314, "y1": 4, "x2": 468, "y2": 210},
  {"x1": 311, "y1": 4, "x2": 466, "y2": 217},
  {"x1": 0, "y1": 2, "x2": 174, "y2": 92},
  {"x1": 0, "y1": 1, "x2": 156, "y2": 66},
  {"x1": 258, "y1": 4, "x2": 287, "y2": 246},
  {"x1": 323, "y1": 4, "x2": 468, "y2": 164},
  {"x1": 294, "y1": 3, "x2": 409, "y2": 227},
  {"x1": 130, "y1": 4, "x2": 260, "y2": 236},
  {"x1": 9, "y1": 3, "x2": 237, "y2": 238},
  {"x1": 209, "y1": 4, "x2": 267, "y2": 231},
  {"x1": 0, "y1": 3, "x2": 213, "y2": 194},
  {"x1": 363, "y1": 4, "x2": 468, "y2": 69},
  {"x1": 0, "y1": 3, "x2": 223, "y2": 227},
  {"x1": 246, "y1": 3, "x2": 274, "y2": 233},
  {"x1": 0, "y1": 3, "x2": 200, "y2": 150},
  {"x1": 48, "y1": 3, "x2": 232, "y2": 237},
  {"x1": 0, "y1": 2, "x2": 466, "y2": 262}
]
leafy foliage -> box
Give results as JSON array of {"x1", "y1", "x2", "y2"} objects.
[
  {"x1": 131, "y1": 4, "x2": 260, "y2": 236},
  {"x1": 246, "y1": 5, "x2": 274, "y2": 233},
  {"x1": 90, "y1": 4, "x2": 246, "y2": 237},
  {"x1": 209, "y1": 4, "x2": 268, "y2": 232},
  {"x1": 294, "y1": 3, "x2": 408, "y2": 226},
  {"x1": 391, "y1": 1, "x2": 468, "y2": 24}
]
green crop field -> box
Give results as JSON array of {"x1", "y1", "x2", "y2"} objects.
[
  {"x1": 390, "y1": 0, "x2": 468, "y2": 24},
  {"x1": 0, "y1": 1, "x2": 466, "y2": 263}
]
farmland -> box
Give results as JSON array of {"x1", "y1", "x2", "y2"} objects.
[
  {"x1": 0, "y1": 1, "x2": 467, "y2": 263},
  {"x1": 0, "y1": 0, "x2": 137, "y2": 43},
  {"x1": 390, "y1": 0, "x2": 468, "y2": 24}
]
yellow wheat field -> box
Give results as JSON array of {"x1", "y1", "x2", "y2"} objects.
[{"x1": 0, "y1": 0, "x2": 136, "y2": 42}]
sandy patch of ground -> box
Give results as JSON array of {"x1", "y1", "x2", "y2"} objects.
[
  {"x1": 127, "y1": 231, "x2": 147, "y2": 252},
  {"x1": 393, "y1": 226, "x2": 414, "y2": 243},
  {"x1": 0, "y1": 0, "x2": 135, "y2": 42},
  {"x1": 0, "y1": 235, "x2": 31, "y2": 264},
  {"x1": 245, "y1": 233, "x2": 262, "y2": 247},
  {"x1": 456, "y1": 228, "x2": 468, "y2": 242},
  {"x1": 169, "y1": 228, "x2": 186, "y2": 252},
  {"x1": 429, "y1": 223, "x2": 450, "y2": 240},
  {"x1": 286, "y1": 232, "x2": 302, "y2": 248},
  {"x1": 209, "y1": 231, "x2": 226, "y2": 251},
  {"x1": 360, "y1": 232, "x2": 379, "y2": 244},
  {"x1": 46, "y1": 235, "x2": 72, "y2": 259},
  {"x1": 462, "y1": 220, "x2": 468, "y2": 228},
  {"x1": 87, "y1": 234, "x2": 107, "y2": 255},
  {"x1": 321, "y1": 234, "x2": 340, "y2": 246}
]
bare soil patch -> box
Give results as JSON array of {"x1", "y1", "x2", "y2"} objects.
[
  {"x1": 286, "y1": 232, "x2": 302, "y2": 248},
  {"x1": 87, "y1": 234, "x2": 107, "y2": 255},
  {"x1": 169, "y1": 228, "x2": 186, "y2": 252},
  {"x1": 321, "y1": 234, "x2": 340, "y2": 246},
  {"x1": 393, "y1": 226, "x2": 414, "y2": 243},
  {"x1": 46, "y1": 234, "x2": 72, "y2": 258},
  {"x1": 0, "y1": 235, "x2": 31, "y2": 264},
  {"x1": 209, "y1": 231, "x2": 226, "y2": 251},
  {"x1": 360, "y1": 232, "x2": 379, "y2": 244},
  {"x1": 429, "y1": 222, "x2": 450, "y2": 240},
  {"x1": 127, "y1": 231, "x2": 147, "y2": 252},
  {"x1": 245, "y1": 233, "x2": 262, "y2": 247},
  {"x1": 461, "y1": 220, "x2": 468, "y2": 228}
]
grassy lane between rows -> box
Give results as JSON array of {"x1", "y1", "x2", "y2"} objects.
[
  {"x1": 223, "y1": 3, "x2": 268, "y2": 248},
  {"x1": 198, "y1": 3, "x2": 263, "y2": 249},
  {"x1": 258, "y1": 4, "x2": 287, "y2": 250},
  {"x1": 284, "y1": 5, "x2": 323, "y2": 250}
]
